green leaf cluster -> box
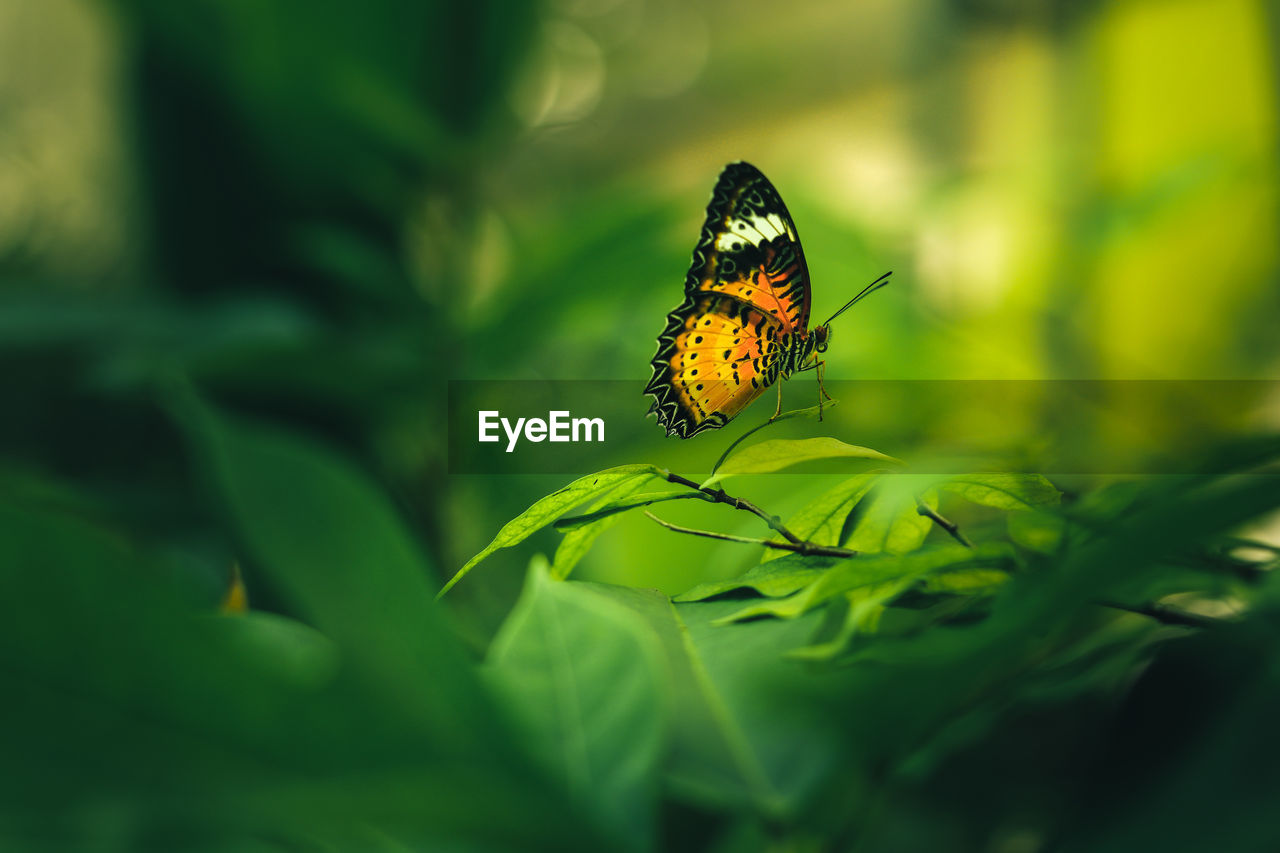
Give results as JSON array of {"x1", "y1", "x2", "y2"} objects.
[{"x1": 438, "y1": 435, "x2": 1280, "y2": 849}]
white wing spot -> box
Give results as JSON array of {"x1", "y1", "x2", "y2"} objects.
[
  {"x1": 715, "y1": 214, "x2": 788, "y2": 250},
  {"x1": 756, "y1": 213, "x2": 786, "y2": 239}
]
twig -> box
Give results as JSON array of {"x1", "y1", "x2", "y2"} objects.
[
  {"x1": 1097, "y1": 599, "x2": 1225, "y2": 630},
  {"x1": 656, "y1": 468, "x2": 1227, "y2": 631},
  {"x1": 916, "y1": 501, "x2": 974, "y2": 548},
  {"x1": 644, "y1": 512, "x2": 858, "y2": 558},
  {"x1": 660, "y1": 469, "x2": 806, "y2": 545},
  {"x1": 1183, "y1": 549, "x2": 1270, "y2": 584},
  {"x1": 912, "y1": 496, "x2": 1222, "y2": 630}
]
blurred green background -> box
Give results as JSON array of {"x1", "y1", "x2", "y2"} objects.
[{"x1": 2, "y1": 0, "x2": 1279, "y2": 849}]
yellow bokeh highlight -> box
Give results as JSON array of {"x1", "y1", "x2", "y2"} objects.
[{"x1": 1092, "y1": 0, "x2": 1277, "y2": 377}]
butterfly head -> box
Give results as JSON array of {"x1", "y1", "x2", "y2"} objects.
[{"x1": 813, "y1": 324, "x2": 831, "y2": 354}]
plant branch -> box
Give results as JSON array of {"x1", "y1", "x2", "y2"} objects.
[
  {"x1": 654, "y1": 468, "x2": 1228, "y2": 630},
  {"x1": 1182, "y1": 549, "x2": 1271, "y2": 584},
  {"x1": 1097, "y1": 599, "x2": 1226, "y2": 630},
  {"x1": 644, "y1": 512, "x2": 858, "y2": 558},
  {"x1": 660, "y1": 469, "x2": 806, "y2": 545},
  {"x1": 916, "y1": 501, "x2": 974, "y2": 548},
  {"x1": 911, "y1": 497, "x2": 1223, "y2": 629}
]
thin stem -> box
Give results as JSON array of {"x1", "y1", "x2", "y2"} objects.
[
  {"x1": 657, "y1": 468, "x2": 1224, "y2": 630},
  {"x1": 661, "y1": 469, "x2": 805, "y2": 544},
  {"x1": 916, "y1": 501, "x2": 974, "y2": 548},
  {"x1": 910, "y1": 497, "x2": 1220, "y2": 629},
  {"x1": 644, "y1": 512, "x2": 858, "y2": 558},
  {"x1": 1181, "y1": 550, "x2": 1270, "y2": 584},
  {"x1": 1097, "y1": 599, "x2": 1225, "y2": 630}
]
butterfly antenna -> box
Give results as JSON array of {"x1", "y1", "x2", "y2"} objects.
[{"x1": 822, "y1": 270, "x2": 893, "y2": 327}]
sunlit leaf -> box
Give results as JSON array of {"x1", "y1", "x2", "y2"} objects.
[
  {"x1": 1008, "y1": 510, "x2": 1068, "y2": 553},
  {"x1": 441, "y1": 465, "x2": 660, "y2": 597},
  {"x1": 919, "y1": 568, "x2": 1012, "y2": 595},
  {"x1": 847, "y1": 478, "x2": 939, "y2": 554},
  {"x1": 788, "y1": 579, "x2": 917, "y2": 661},
  {"x1": 761, "y1": 472, "x2": 879, "y2": 562},
  {"x1": 709, "y1": 401, "x2": 838, "y2": 477},
  {"x1": 553, "y1": 490, "x2": 703, "y2": 532},
  {"x1": 702, "y1": 438, "x2": 898, "y2": 486},
  {"x1": 808, "y1": 543, "x2": 1015, "y2": 605},
  {"x1": 716, "y1": 544, "x2": 1013, "y2": 623},
  {"x1": 551, "y1": 477, "x2": 661, "y2": 579},
  {"x1": 939, "y1": 473, "x2": 1061, "y2": 511},
  {"x1": 674, "y1": 554, "x2": 843, "y2": 602}
]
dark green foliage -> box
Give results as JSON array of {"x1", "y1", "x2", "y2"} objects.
[
  {"x1": 3, "y1": 1, "x2": 1279, "y2": 851},
  {"x1": 441, "y1": 445, "x2": 1280, "y2": 850}
]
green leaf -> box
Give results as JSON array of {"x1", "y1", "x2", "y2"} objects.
[
  {"x1": 939, "y1": 473, "x2": 1061, "y2": 511},
  {"x1": 596, "y1": 586, "x2": 854, "y2": 816},
  {"x1": 702, "y1": 438, "x2": 898, "y2": 485},
  {"x1": 801, "y1": 470, "x2": 1280, "y2": 786},
  {"x1": 709, "y1": 401, "x2": 837, "y2": 476},
  {"x1": 1008, "y1": 510, "x2": 1068, "y2": 553},
  {"x1": 790, "y1": 564, "x2": 1014, "y2": 661},
  {"x1": 664, "y1": 599, "x2": 858, "y2": 814},
  {"x1": 176, "y1": 392, "x2": 512, "y2": 757},
  {"x1": 186, "y1": 402, "x2": 434, "y2": 656},
  {"x1": 576, "y1": 586, "x2": 778, "y2": 811},
  {"x1": 486, "y1": 560, "x2": 667, "y2": 847},
  {"x1": 0, "y1": 501, "x2": 610, "y2": 851},
  {"x1": 553, "y1": 489, "x2": 704, "y2": 531},
  {"x1": 919, "y1": 568, "x2": 1012, "y2": 595},
  {"x1": 206, "y1": 611, "x2": 341, "y2": 689},
  {"x1": 550, "y1": 477, "x2": 661, "y2": 579},
  {"x1": 761, "y1": 472, "x2": 879, "y2": 562},
  {"x1": 810, "y1": 543, "x2": 1014, "y2": 605},
  {"x1": 441, "y1": 464, "x2": 660, "y2": 597},
  {"x1": 848, "y1": 477, "x2": 939, "y2": 554},
  {"x1": 674, "y1": 554, "x2": 844, "y2": 602},
  {"x1": 716, "y1": 544, "x2": 1012, "y2": 623},
  {"x1": 788, "y1": 579, "x2": 918, "y2": 660}
]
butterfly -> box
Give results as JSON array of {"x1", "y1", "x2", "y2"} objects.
[{"x1": 645, "y1": 161, "x2": 891, "y2": 438}]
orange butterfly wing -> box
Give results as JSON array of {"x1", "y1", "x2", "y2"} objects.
[
  {"x1": 646, "y1": 162, "x2": 814, "y2": 437},
  {"x1": 660, "y1": 293, "x2": 780, "y2": 431}
]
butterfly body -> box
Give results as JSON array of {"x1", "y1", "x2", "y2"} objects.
[{"x1": 646, "y1": 162, "x2": 832, "y2": 438}]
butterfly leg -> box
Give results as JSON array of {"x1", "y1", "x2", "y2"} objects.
[
  {"x1": 796, "y1": 360, "x2": 832, "y2": 420},
  {"x1": 770, "y1": 382, "x2": 783, "y2": 421},
  {"x1": 816, "y1": 360, "x2": 826, "y2": 421},
  {"x1": 817, "y1": 359, "x2": 832, "y2": 402}
]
